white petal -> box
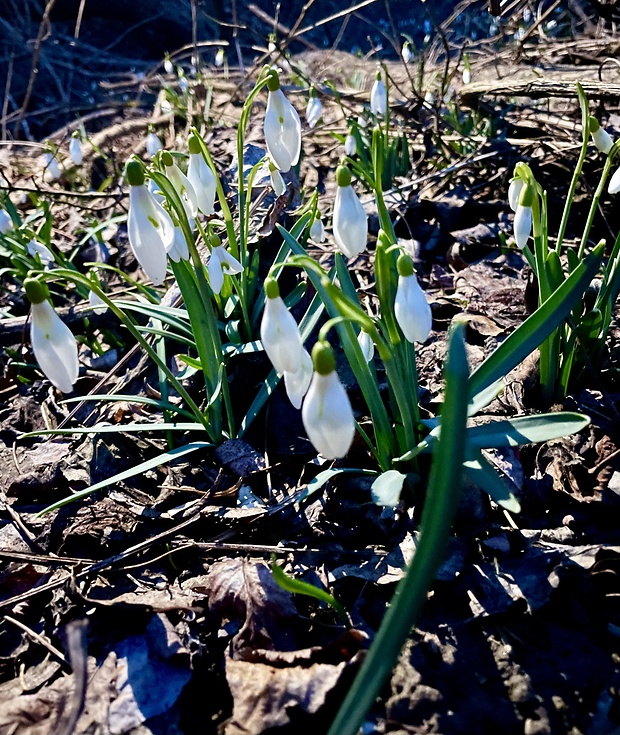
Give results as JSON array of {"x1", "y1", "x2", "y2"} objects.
[
  {"x1": 44, "y1": 154, "x2": 61, "y2": 180},
  {"x1": 370, "y1": 79, "x2": 387, "y2": 116},
  {"x1": 167, "y1": 226, "x2": 190, "y2": 262},
  {"x1": 270, "y1": 168, "x2": 286, "y2": 196},
  {"x1": 187, "y1": 154, "x2": 216, "y2": 215},
  {"x1": 592, "y1": 127, "x2": 613, "y2": 155},
  {"x1": 513, "y1": 204, "x2": 532, "y2": 249},
  {"x1": 260, "y1": 295, "x2": 303, "y2": 374},
  {"x1": 306, "y1": 97, "x2": 322, "y2": 128},
  {"x1": 309, "y1": 217, "x2": 325, "y2": 243},
  {"x1": 89, "y1": 290, "x2": 108, "y2": 314},
  {"x1": 69, "y1": 137, "x2": 83, "y2": 166},
  {"x1": 357, "y1": 330, "x2": 375, "y2": 362},
  {"x1": 219, "y1": 247, "x2": 243, "y2": 275},
  {"x1": 128, "y1": 186, "x2": 172, "y2": 285},
  {"x1": 0, "y1": 209, "x2": 12, "y2": 234},
  {"x1": 333, "y1": 185, "x2": 368, "y2": 258},
  {"x1": 31, "y1": 301, "x2": 79, "y2": 393},
  {"x1": 27, "y1": 240, "x2": 54, "y2": 265},
  {"x1": 608, "y1": 166, "x2": 620, "y2": 195},
  {"x1": 283, "y1": 348, "x2": 313, "y2": 409},
  {"x1": 344, "y1": 134, "x2": 357, "y2": 157},
  {"x1": 166, "y1": 163, "x2": 198, "y2": 219},
  {"x1": 264, "y1": 89, "x2": 301, "y2": 173},
  {"x1": 207, "y1": 249, "x2": 224, "y2": 294},
  {"x1": 394, "y1": 273, "x2": 432, "y2": 343},
  {"x1": 301, "y1": 371, "x2": 355, "y2": 459},
  {"x1": 146, "y1": 132, "x2": 162, "y2": 158},
  {"x1": 508, "y1": 178, "x2": 523, "y2": 212}
]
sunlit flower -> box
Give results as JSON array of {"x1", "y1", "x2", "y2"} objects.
[
  {"x1": 401, "y1": 41, "x2": 413, "y2": 64},
  {"x1": 283, "y1": 347, "x2": 313, "y2": 409},
  {"x1": 43, "y1": 151, "x2": 61, "y2": 181},
  {"x1": 394, "y1": 254, "x2": 432, "y2": 343},
  {"x1": 146, "y1": 131, "x2": 162, "y2": 159},
  {"x1": 589, "y1": 117, "x2": 613, "y2": 155},
  {"x1": 333, "y1": 165, "x2": 367, "y2": 258},
  {"x1": 69, "y1": 135, "x2": 83, "y2": 166},
  {"x1": 508, "y1": 177, "x2": 523, "y2": 212},
  {"x1": 302, "y1": 341, "x2": 355, "y2": 459},
  {"x1": 260, "y1": 277, "x2": 303, "y2": 374},
  {"x1": 25, "y1": 278, "x2": 79, "y2": 393},
  {"x1": 514, "y1": 181, "x2": 534, "y2": 249},
  {"x1": 462, "y1": 67, "x2": 471, "y2": 85},
  {"x1": 370, "y1": 71, "x2": 387, "y2": 117},
  {"x1": 126, "y1": 161, "x2": 173, "y2": 285},
  {"x1": 27, "y1": 239, "x2": 54, "y2": 266},
  {"x1": 162, "y1": 151, "x2": 198, "y2": 221},
  {"x1": 264, "y1": 69, "x2": 301, "y2": 173},
  {"x1": 344, "y1": 133, "x2": 357, "y2": 157},
  {"x1": 268, "y1": 159, "x2": 286, "y2": 196},
  {"x1": 609, "y1": 167, "x2": 620, "y2": 195},
  {"x1": 164, "y1": 56, "x2": 174, "y2": 74},
  {"x1": 187, "y1": 136, "x2": 216, "y2": 215},
  {"x1": 215, "y1": 48, "x2": 225, "y2": 67},
  {"x1": 207, "y1": 238, "x2": 243, "y2": 294},
  {"x1": 357, "y1": 329, "x2": 375, "y2": 361},
  {"x1": 168, "y1": 226, "x2": 190, "y2": 262},
  {"x1": 179, "y1": 75, "x2": 189, "y2": 94},
  {"x1": 309, "y1": 214, "x2": 325, "y2": 243},
  {"x1": 0, "y1": 209, "x2": 12, "y2": 234},
  {"x1": 306, "y1": 89, "x2": 322, "y2": 129}
]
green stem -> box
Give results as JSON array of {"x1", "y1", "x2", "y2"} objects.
[{"x1": 577, "y1": 154, "x2": 614, "y2": 260}]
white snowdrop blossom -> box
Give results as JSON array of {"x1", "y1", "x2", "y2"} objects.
[
  {"x1": 168, "y1": 227, "x2": 190, "y2": 263},
  {"x1": 357, "y1": 329, "x2": 375, "y2": 362},
  {"x1": 394, "y1": 255, "x2": 432, "y2": 344},
  {"x1": 333, "y1": 165, "x2": 368, "y2": 258},
  {"x1": 27, "y1": 240, "x2": 54, "y2": 266},
  {"x1": 589, "y1": 117, "x2": 613, "y2": 155},
  {"x1": 344, "y1": 133, "x2": 357, "y2": 157},
  {"x1": 25, "y1": 279, "x2": 79, "y2": 394},
  {"x1": 264, "y1": 69, "x2": 301, "y2": 173},
  {"x1": 260, "y1": 277, "x2": 303, "y2": 374},
  {"x1": 162, "y1": 151, "x2": 198, "y2": 220},
  {"x1": 283, "y1": 348, "x2": 313, "y2": 409},
  {"x1": 401, "y1": 42, "x2": 413, "y2": 64},
  {"x1": 43, "y1": 152, "x2": 61, "y2": 181},
  {"x1": 309, "y1": 215, "x2": 325, "y2": 243},
  {"x1": 164, "y1": 57, "x2": 174, "y2": 74},
  {"x1": 126, "y1": 161, "x2": 173, "y2": 285},
  {"x1": 146, "y1": 132, "x2": 163, "y2": 158},
  {"x1": 508, "y1": 178, "x2": 524, "y2": 212},
  {"x1": 89, "y1": 290, "x2": 108, "y2": 314},
  {"x1": 370, "y1": 72, "x2": 388, "y2": 117},
  {"x1": 179, "y1": 76, "x2": 189, "y2": 93},
  {"x1": 302, "y1": 342, "x2": 355, "y2": 459},
  {"x1": 609, "y1": 166, "x2": 620, "y2": 195},
  {"x1": 0, "y1": 209, "x2": 12, "y2": 234},
  {"x1": 148, "y1": 177, "x2": 165, "y2": 204},
  {"x1": 513, "y1": 181, "x2": 535, "y2": 249},
  {"x1": 462, "y1": 68, "x2": 471, "y2": 85},
  {"x1": 187, "y1": 136, "x2": 216, "y2": 215},
  {"x1": 207, "y1": 242, "x2": 243, "y2": 295},
  {"x1": 69, "y1": 136, "x2": 83, "y2": 166},
  {"x1": 269, "y1": 160, "x2": 286, "y2": 196},
  {"x1": 215, "y1": 48, "x2": 225, "y2": 67},
  {"x1": 306, "y1": 91, "x2": 322, "y2": 129}
]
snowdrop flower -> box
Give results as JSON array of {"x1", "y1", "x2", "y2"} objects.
[
  {"x1": 306, "y1": 88, "x2": 322, "y2": 129},
  {"x1": 263, "y1": 68, "x2": 301, "y2": 173},
  {"x1": 168, "y1": 226, "x2": 190, "y2": 263},
  {"x1": 43, "y1": 151, "x2": 61, "y2": 180},
  {"x1": 333, "y1": 165, "x2": 367, "y2": 258},
  {"x1": 164, "y1": 55, "x2": 174, "y2": 74},
  {"x1": 302, "y1": 341, "x2": 355, "y2": 459},
  {"x1": 344, "y1": 133, "x2": 357, "y2": 157},
  {"x1": 126, "y1": 160, "x2": 174, "y2": 285},
  {"x1": 401, "y1": 41, "x2": 413, "y2": 64},
  {"x1": 508, "y1": 177, "x2": 524, "y2": 212},
  {"x1": 0, "y1": 209, "x2": 12, "y2": 234},
  {"x1": 513, "y1": 181, "x2": 534, "y2": 249},
  {"x1": 215, "y1": 48, "x2": 225, "y2": 67},
  {"x1": 394, "y1": 254, "x2": 432, "y2": 343},
  {"x1": 24, "y1": 278, "x2": 79, "y2": 393},
  {"x1": 69, "y1": 134, "x2": 83, "y2": 166},
  {"x1": 283, "y1": 347, "x2": 313, "y2": 409},
  {"x1": 589, "y1": 117, "x2": 613, "y2": 155},
  {"x1": 357, "y1": 329, "x2": 375, "y2": 362},
  {"x1": 609, "y1": 167, "x2": 620, "y2": 195},
  {"x1": 370, "y1": 70, "x2": 388, "y2": 117},
  {"x1": 146, "y1": 131, "x2": 163, "y2": 159},
  {"x1": 309, "y1": 214, "x2": 325, "y2": 243},
  {"x1": 187, "y1": 135, "x2": 216, "y2": 215},
  {"x1": 207, "y1": 235, "x2": 243, "y2": 294},
  {"x1": 260, "y1": 276, "x2": 303, "y2": 374},
  {"x1": 161, "y1": 151, "x2": 198, "y2": 220},
  {"x1": 462, "y1": 67, "x2": 471, "y2": 85},
  {"x1": 27, "y1": 239, "x2": 54, "y2": 266},
  {"x1": 178, "y1": 75, "x2": 189, "y2": 94},
  {"x1": 268, "y1": 159, "x2": 286, "y2": 196},
  {"x1": 89, "y1": 289, "x2": 108, "y2": 314}
]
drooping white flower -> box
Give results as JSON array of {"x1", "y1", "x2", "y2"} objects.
[
  {"x1": 27, "y1": 240, "x2": 54, "y2": 266},
  {"x1": 462, "y1": 67, "x2": 471, "y2": 85},
  {"x1": 162, "y1": 151, "x2": 198, "y2": 221},
  {"x1": 513, "y1": 181, "x2": 534, "y2": 249},
  {"x1": 333, "y1": 165, "x2": 367, "y2": 258},
  {"x1": 370, "y1": 71, "x2": 388, "y2": 117},
  {"x1": 268, "y1": 160, "x2": 286, "y2": 196},
  {"x1": 264, "y1": 69, "x2": 301, "y2": 173},
  {"x1": 164, "y1": 56, "x2": 174, "y2": 74},
  {"x1": 207, "y1": 242, "x2": 243, "y2": 294},
  {"x1": 0, "y1": 209, "x2": 12, "y2": 234},
  {"x1": 590, "y1": 116, "x2": 613, "y2": 155},
  {"x1": 168, "y1": 226, "x2": 190, "y2": 263},
  {"x1": 89, "y1": 289, "x2": 108, "y2": 314},
  {"x1": 609, "y1": 166, "x2": 620, "y2": 194},
  {"x1": 178, "y1": 75, "x2": 189, "y2": 94},
  {"x1": 508, "y1": 178, "x2": 524, "y2": 212},
  {"x1": 283, "y1": 348, "x2": 313, "y2": 409},
  {"x1": 43, "y1": 152, "x2": 61, "y2": 181},
  {"x1": 357, "y1": 329, "x2": 375, "y2": 362},
  {"x1": 401, "y1": 41, "x2": 413, "y2": 64},
  {"x1": 394, "y1": 254, "x2": 432, "y2": 344},
  {"x1": 260, "y1": 277, "x2": 303, "y2": 374},
  {"x1": 344, "y1": 133, "x2": 357, "y2": 157},
  {"x1": 126, "y1": 161, "x2": 173, "y2": 285},
  {"x1": 187, "y1": 136, "x2": 216, "y2": 215},
  {"x1": 309, "y1": 215, "x2": 325, "y2": 243},
  {"x1": 25, "y1": 279, "x2": 79, "y2": 393},
  {"x1": 302, "y1": 342, "x2": 355, "y2": 459},
  {"x1": 306, "y1": 90, "x2": 322, "y2": 129},
  {"x1": 69, "y1": 135, "x2": 83, "y2": 166},
  {"x1": 146, "y1": 132, "x2": 163, "y2": 159},
  {"x1": 215, "y1": 48, "x2": 225, "y2": 67}
]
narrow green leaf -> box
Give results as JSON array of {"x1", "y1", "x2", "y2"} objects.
[
  {"x1": 465, "y1": 412, "x2": 589, "y2": 449},
  {"x1": 464, "y1": 452, "x2": 521, "y2": 512},
  {"x1": 25, "y1": 422, "x2": 206, "y2": 437},
  {"x1": 271, "y1": 560, "x2": 348, "y2": 623}
]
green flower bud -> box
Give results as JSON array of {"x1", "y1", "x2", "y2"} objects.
[
  {"x1": 24, "y1": 277, "x2": 49, "y2": 305},
  {"x1": 589, "y1": 116, "x2": 600, "y2": 133},
  {"x1": 311, "y1": 341, "x2": 336, "y2": 375},
  {"x1": 188, "y1": 135, "x2": 202, "y2": 155},
  {"x1": 336, "y1": 165, "x2": 351, "y2": 187},
  {"x1": 519, "y1": 181, "x2": 535, "y2": 208},
  {"x1": 208, "y1": 233, "x2": 222, "y2": 249},
  {"x1": 126, "y1": 160, "x2": 145, "y2": 187},
  {"x1": 264, "y1": 276, "x2": 280, "y2": 299},
  {"x1": 161, "y1": 151, "x2": 173, "y2": 167},
  {"x1": 266, "y1": 68, "x2": 280, "y2": 92},
  {"x1": 396, "y1": 253, "x2": 414, "y2": 277}
]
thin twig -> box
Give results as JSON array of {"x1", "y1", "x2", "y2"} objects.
[{"x1": 4, "y1": 615, "x2": 69, "y2": 667}]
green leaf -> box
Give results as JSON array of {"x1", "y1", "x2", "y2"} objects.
[
  {"x1": 271, "y1": 560, "x2": 348, "y2": 623},
  {"x1": 464, "y1": 412, "x2": 589, "y2": 449},
  {"x1": 469, "y1": 242, "x2": 604, "y2": 397},
  {"x1": 464, "y1": 452, "x2": 521, "y2": 512},
  {"x1": 37, "y1": 441, "x2": 212, "y2": 515},
  {"x1": 25, "y1": 422, "x2": 206, "y2": 438}
]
